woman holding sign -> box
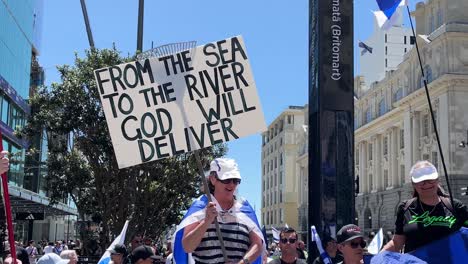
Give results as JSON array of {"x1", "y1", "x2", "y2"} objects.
[{"x1": 176, "y1": 158, "x2": 264, "y2": 264}]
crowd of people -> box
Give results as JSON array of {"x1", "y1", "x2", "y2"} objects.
[{"x1": 2, "y1": 152, "x2": 468, "y2": 263}]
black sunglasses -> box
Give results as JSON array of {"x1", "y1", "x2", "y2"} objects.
[
  {"x1": 217, "y1": 178, "x2": 241, "y2": 185},
  {"x1": 280, "y1": 238, "x2": 297, "y2": 244},
  {"x1": 348, "y1": 240, "x2": 366, "y2": 249}
]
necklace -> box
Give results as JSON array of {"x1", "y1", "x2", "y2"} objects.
[{"x1": 418, "y1": 199, "x2": 439, "y2": 216}]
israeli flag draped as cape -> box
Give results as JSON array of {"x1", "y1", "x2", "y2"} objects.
[
  {"x1": 173, "y1": 194, "x2": 265, "y2": 264},
  {"x1": 374, "y1": 0, "x2": 407, "y2": 30},
  {"x1": 98, "y1": 220, "x2": 129, "y2": 264}
]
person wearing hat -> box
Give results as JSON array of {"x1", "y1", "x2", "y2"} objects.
[
  {"x1": 36, "y1": 254, "x2": 69, "y2": 264},
  {"x1": 130, "y1": 245, "x2": 158, "y2": 264},
  {"x1": 382, "y1": 160, "x2": 468, "y2": 253},
  {"x1": 181, "y1": 158, "x2": 263, "y2": 264},
  {"x1": 312, "y1": 235, "x2": 343, "y2": 264},
  {"x1": 336, "y1": 224, "x2": 365, "y2": 264},
  {"x1": 109, "y1": 244, "x2": 127, "y2": 264}
]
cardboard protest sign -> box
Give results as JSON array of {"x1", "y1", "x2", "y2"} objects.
[{"x1": 94, "y1": 36, "x2": 266, "y2": 168}]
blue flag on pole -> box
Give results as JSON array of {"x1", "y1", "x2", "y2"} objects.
[
  {"x1": 374, "y1": 0, "x2": 407, "y2": 29},
  {"x1": 173, "y1": 194, "x2": 265, "y2": 264}
]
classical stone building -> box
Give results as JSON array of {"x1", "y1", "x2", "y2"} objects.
[
  {"x1": 261, "y1": 106, "x2": 305, "y2": 233},
  {"x1": 354, "y1": 0, "x2": 468, "y2": 235}
]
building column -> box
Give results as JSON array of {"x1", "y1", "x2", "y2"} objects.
[
  {"x1": 375, "y1": 134, "x2": 382, "y2": 191},
  {"x1": 392, "y1": 126, "x2": 399, "y2": 187},
  {"x1": 404, "y1": 110, "x2": 412, "y2": 183},
  {"x1": 412, "y1": 111, "x2": 421, "y2": 163},
  {"x1": 362, "y1": 141, "x2": 368, "y2": 193}
]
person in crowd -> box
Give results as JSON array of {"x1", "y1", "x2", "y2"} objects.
[
  {"x1": 15, "y1": 242, "x2": 30, "y2": 264},
  {"x1": 181, "y1": 158, "x2": 263, "y2": 264},
  {"x1": 37, "y1": 254, "x2": 69, "y2": 264},
  {"x1": 0, "y1": 150, "x2": 9, "y2": 174},
  {"x1": 164, "y1": 241, "x2": 173, "y2": 264},
  {"x1": 130, "y1": 245, "x2": 158, "y2": 264},
  {"x1": 43, "y1": 243, "x2": 54, "y2": 254},
  {"x1": 130, "y1": 235, "x2": 143, "y2": 252},
  {"x1": 382, "y1": 161, "x2": 468, "y2": 253},
  {"x1": 59, "y1": 250, "x2": 77, "y2": 264},
  {"x1": 296, "y1": 240, "x2": 307, "y2": 260},
  {"x1": 336, "y1": 224, "x2": 365, "y2": 264},
  {"x1": 268, "y1": 227, "x2": 306, "y2": 264},
  {"x1": 4, "y1": 257, "x2": 22, "y2": 264},
  {"x1": 26, "y1": 240, "x2": 38, "y2": 264},
  {"x1": 109, "y1": 244, "x2": 127, "y2": 264},
  {"x1": 312, "y1": 235, "x2": 343, "y2": 264}
]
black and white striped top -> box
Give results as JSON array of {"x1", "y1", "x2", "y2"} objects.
[{"x1": 192, "y1": 211, "x2": 252, "y2": 264}]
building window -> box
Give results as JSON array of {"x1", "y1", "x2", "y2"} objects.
[
  {"x1": 369, "y1": 174, "x2": 373, "y2": 191},
  {"x1": 365, "y1": 107, "x2": 372, "y2": 123},
  {"x1": 432, "y1": 152, "x2": 439, "y2": 170},
  {"x1": 280, "y1": 208, "x2": 284, "y2": 223},
  {"x1": 430, "y1": 14, "x2": 435, "y2": 32},
  {"x1": 394, "y1": 88, "x2": 403, "y2": 102},
  {"x1": 274, "y1": 157, "x2": 277, "y2": 168},
  {"x1": 1, "y1": 97, "x2": 10, "y2": 124},
  {"x1": 274, "y1": 173, "x2": 277, "y2": 186},
  {"x1": 410, "y1": 36, "x2": 416, "y2": 45},
  {"x1": 404, "y1": 36, "x2": 407, "y2": 44},
  {"x1": 287, "y1": 115, "x2": 292, "y2": 124},
  {"x1": 432, "y1": 110, "x2": 437, "y2": 134},
  {"x1": 420, "y1": 66, "x2": 433, "y2": 87},
  {"x1": 385, "y1": 46, "x2": 388, "y2": 55},
  {"x1": 423, "y1": 114, "x2": 429, "y2": 137},
  {"x1": 400, "y1": 129, "x2": 405, "y2": 149},
  {"x1": 368, "y1": 143, "x2": 373, "y2": 161},
  {"x1": 279, "y1": 189, "x2": 283, "y2": 203},
  {"x1": 385, "y1": 58, "x2": 388, "y2": 67},
  {"x1": 423, "y1": 153, "x2": 430, "y2": 161},
  {"x1": 404, "y1": 48, "x2": 407, "y2": 53},
  {"x1": 378, "y1": 99, "x2": 386, "y2": 116},
  {"x1": 384, "y1": 170, "x2": 389, "y2": 187},
  {"x1": 383, "y1": 137, "x2": 388, "y2": 155},
  {"x1": 385, "y1": 34, "x2": 388, "y2": 43},
  {"x1": 437, "y1": 9, "x2": 443, "y2": 27},
  {"x1": 280, "y1": 170, "x2": 283, "y2": 185}
]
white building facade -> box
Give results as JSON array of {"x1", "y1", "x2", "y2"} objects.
[
  {"x1": 261, "y1": 106, "x2": 305, "y2": 232},
  {"x1": 355, "y1": 0, "x2": 468, "y2": 235},
  {"x1": 360, "y1": 7, "x2": 415, "y2": 87}
]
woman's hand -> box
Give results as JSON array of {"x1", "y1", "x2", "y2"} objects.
[
  {"x1": 205, "y1": 202, "x2": 218, "y2": 223},
  {"x1": 0, "y1": 151, "x2": 9, "y2": 174}
]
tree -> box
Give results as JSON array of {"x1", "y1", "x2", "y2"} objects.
[{"x1": 19, "y1": 47, "x2": 226, "y2": 250}]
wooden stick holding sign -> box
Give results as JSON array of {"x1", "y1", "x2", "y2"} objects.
[
  {"x1": 0, "y1": 132, "x2": 17, "y2": 264},
  {"x1": 94, "y1": 36, "x2": 266, "y2": 263}
]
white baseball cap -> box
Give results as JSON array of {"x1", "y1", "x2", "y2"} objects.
[
  {"x1": 410, "y1": 161, "x2": 439, "y2": 183},
  {"x1": 37, "y1": 254, "x2": 70, "y2": 264},
  {"x1": 208, "y1": 158, "x2": 241, "y2": 180}
]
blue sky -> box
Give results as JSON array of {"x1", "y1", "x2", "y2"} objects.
[{"x1": 39, "y1": 0, "x2": 418, "y2": 221}]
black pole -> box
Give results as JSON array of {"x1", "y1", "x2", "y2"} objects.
[
  {"x1": 137, "y1": 0, "x2": 144, "y2": 52},
  {"x1": 79, "y1": 0, "x2": 95, "y2": 49},
  {"x1": 406, "y1": 6, "x2": 455, "y2": 206}
]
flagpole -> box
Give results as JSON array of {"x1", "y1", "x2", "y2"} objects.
[
  {"x1": 193, "y1": 151, "x2": 228, "y2": 262},
  {"x1": 0, "y1": 132, "x2": 17, "y2": 264},
  {"x1": 405, "y1": 6, "x2": 455, "y2": 206}
]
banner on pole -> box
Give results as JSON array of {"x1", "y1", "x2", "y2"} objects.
[{"x1": 94, "y1": 36, "x2": 266, "y2": 168}]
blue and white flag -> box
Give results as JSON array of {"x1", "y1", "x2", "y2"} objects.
[
  {"x1": 358, "y1": 41, "x2": 373, "y2": 55},
  {"x1": 374, "y1": 0, "x2": 407, "y2": 30},
  {"x1": 173, "y1": 194, "x2": 265, "y2": 264},
  {"x1": 271, "y1": 226, "x2": 280, "y2": 243},
  {"x1": 311, "y1": 226, "x2": 332, "y2": 264},
  {"x1": 367, "y1": 228, "x2": 383, "y2": 254},
  {"x1": 97, "y1": 220, "x2": 129, "y2": 264}
]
